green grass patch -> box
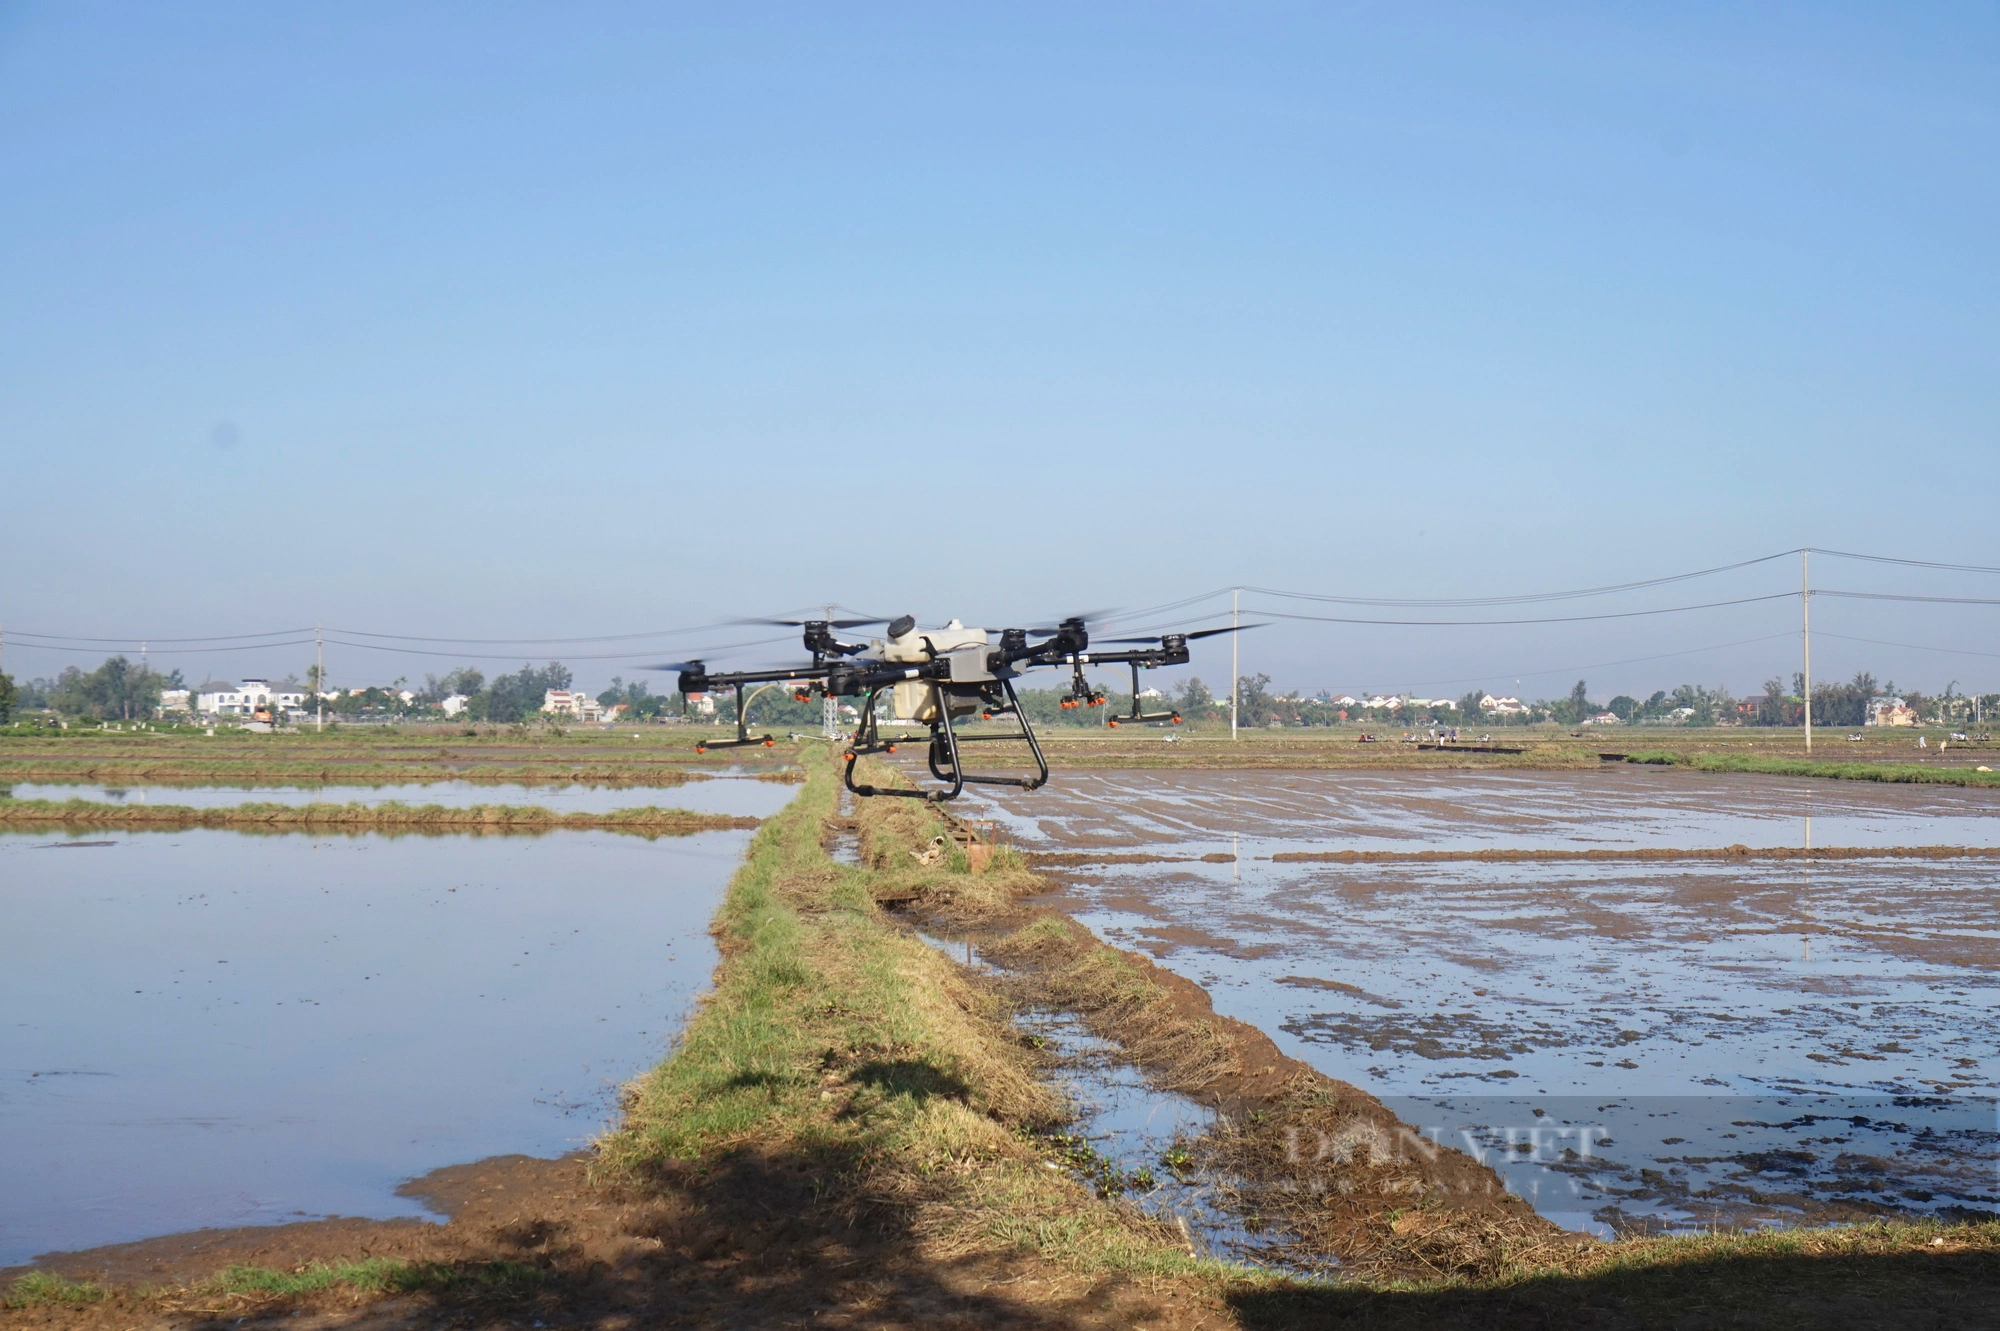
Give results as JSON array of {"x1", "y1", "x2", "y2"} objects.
[
  {"x1": 3, "y1": 1272, "x2": 107, "y2": 1308},
  {"x1": 200, "y1": 1258, "x2": 544, "y2": 1297},
  {"x1": 1621, "y1": 750, "x2": 2000, "y2": 787}
]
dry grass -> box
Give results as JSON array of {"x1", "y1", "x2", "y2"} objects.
[
  {"x1": 982, "y1": 916, "x2": 1239, "y2": 1094},
  {"x1": 1197, "y1": 1074, "x2": 1583, "y2": 1279},
  {"x1": 0, "y1": 726, "x2": 805, "y2": 790}
]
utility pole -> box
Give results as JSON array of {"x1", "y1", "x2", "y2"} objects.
[
  {"x1": 315, "y1": 624, "x2": 325, "y2": 733},
  {"x1": 1230, "y1": 587, "x2": 1240, "y2": 741},
  {"x1": 821, "y1": 603, "x2": 840, "y2": 739},
  {"x1": 1802, "y1": 549, "x2": 1812, "y2": 755}
]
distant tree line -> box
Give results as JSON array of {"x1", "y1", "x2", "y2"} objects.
[
  {"x1": 7, "y1": 656, "x2": 183, "y2": 722},
  {"x1": 401, "y1": 663, "x2": 578, "y2": 723},
  {"x1": 5, "y1": 653, "x2": 1989, "y2": 732}
]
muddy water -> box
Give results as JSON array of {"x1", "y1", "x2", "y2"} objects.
[
  {"x1": 1, "y1": 778, "x2": 795, "y2": 820},
  {"x1": 963, "y1": 766, "x2": 2000, "y2": 853},
  {"x1": 909, "y1": 925, "x2": 1295, "y2": 1268},
  {"x1": 949, "y1": 769, "x2": 1999, "y2": 1235},
  {"x1": 0, "y1": 825, "x2": 756, "y2": 1267},
  {"x1": 1013, "y1": 1010, "x2": 1300, "y2": 1267}
]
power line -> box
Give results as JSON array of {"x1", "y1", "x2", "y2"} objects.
[
  {"x1": 327, "y1": 623, "x2": 735, "y2": 646},
  {"x1": 6, "y1": 628, "x2": 315, "y2": 646},
  {"x1": 1249, "y1": 591, "x2": 1799, "y2": 627},
  {"x1": 1815, "y1": 590, "x2": 2000, "y2": 607},
  {"x1": 7, "y1": 631, "x2": 318, "y2": 651},
  {"x1": 1095, "y1": 588, "x2": 1235, "y2": 627},
  {"x1": 1241, "y1": 551, "x2": 1797, "y2": 608},
  {"x1": 1816, "y1": 632, "x2": 2000, "y2": 662},
  {"x1": 6, "y1": 543, "x2": 1997, "y2": 676},
  {"x1": 320, "y1": 633, "x2": 795, "y2": 662},
  {"x1": 1814, "y1": 549, "x2": 2000, "y2": 576},
  {"x1": 4, "y1": 634, "x2": 790, "y2": 666},
  {"x1": 1399, "y1": 632, "x2": 1799, "y2": 691}
]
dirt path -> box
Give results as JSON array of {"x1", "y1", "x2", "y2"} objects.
[{"x1": 7, "y1": 1154, "x2": 1228, "y2": 1331}]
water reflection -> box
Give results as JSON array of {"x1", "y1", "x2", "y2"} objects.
[
  {"x1": 0, "y1": 826, "x2": 753, "y2": 1265},
  {"x1": 1, "y1": 778, "x2": 795, "y2": 820}
]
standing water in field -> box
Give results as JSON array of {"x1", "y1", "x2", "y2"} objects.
[
  {"x1": 949, "y1": 768, "x2": 2000, "y2": 1236},
  {"x1": 0, "y1": 823, "x2": 767, "y2": 1267},
  {"x1": 0, "y1": 776, "x2": 793, "y2": 820}
]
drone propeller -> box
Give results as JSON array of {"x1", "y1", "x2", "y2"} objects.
[
  {"x1": 1019, "y1": 607, "x2": 1120, "y2": 635},
  {"x1": 733, "y1": 616, "x2": 885, "y2": 630},
  {"x1": 1100, "y1": 623, "x2": 1267, "y2": 645},
  {"x1": 636, "y1": 660, "x2": 707, "y2": 672}
]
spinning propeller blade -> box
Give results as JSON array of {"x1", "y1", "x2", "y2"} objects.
[
  {"x1": 636, "y1": 660, "x2": 705, "y2": 672},
  {"x1": 1019, "y1": 607, "x2": 1120, "y2": 635},
  {"x1": 1100, "y1": 623, "x2": 1266, "y2": 645},
  {"x1": 733, "y1": 616, "x2": 885, "y2": 630}
]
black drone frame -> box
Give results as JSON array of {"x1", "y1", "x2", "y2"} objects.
[{"x1": 655, "y1": 618, "x2": 1246, "y2": 801}]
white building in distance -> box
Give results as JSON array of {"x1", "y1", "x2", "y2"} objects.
[
  {"x1": 542, "y1": 689, "x2": 604, "y2": 723},
  {"x1": 197, "y1": 679, "x2": 306, "y2": 718}
]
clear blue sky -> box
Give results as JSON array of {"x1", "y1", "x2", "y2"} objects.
[{"x1": 3, "y1": 3, "x2": 1995, "y2": 698}]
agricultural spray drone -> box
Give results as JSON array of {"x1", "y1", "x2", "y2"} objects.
[{"x1": 642, "y1": 614, "x2": 1252, "y2": 802}]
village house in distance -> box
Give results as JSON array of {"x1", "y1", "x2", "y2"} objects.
[
  {"x1": 542, "y1": 688, "x2": 609, "y2": 723},
  {"x1": 189, "y1": 679, "x2": 308, "y2": 719}
]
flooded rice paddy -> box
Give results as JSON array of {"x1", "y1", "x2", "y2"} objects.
[
  {"x1": 0, "y1": 823, "x2": 758, "y2": 1267},
  {"x1": 2, "y1": 776, "x2": 796, "y2": 821},
  {"x1": 950, "y1": 767, "x2": 1999, "y2": 1236},
  {"x1": 968, "y1": 766, "x2": 2000, "y2": 855}
]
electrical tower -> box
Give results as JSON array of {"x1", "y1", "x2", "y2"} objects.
[{"x1": 821, "y1": 604, "x2": 842, "y2": 739}]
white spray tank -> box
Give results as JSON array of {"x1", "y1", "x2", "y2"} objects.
[{"x1": 876, "y1": 619, "x2": 989, "y2": 723}]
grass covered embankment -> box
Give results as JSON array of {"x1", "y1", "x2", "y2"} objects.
[
  {"x1": 0, "y1": 797, "x2": 757, "y2": 836},
  {"x1": 0, "y1": 759, "x2": 802, "y2": 790},
  {"x1": 594, "y1": 749, "x2": 1238, "y2": 1298},
  {"x1": 0, "y1": 727, "x2": 805, "y2": 789},
  {"x1": 1009, "y1": 723, "x2": 2000, "y2": 775},
  {"x1": 1619, "y1": 749, "x2": 2000, "y2": 788}
]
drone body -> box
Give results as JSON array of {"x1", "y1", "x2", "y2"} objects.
[
  {"x1": 646, "y1": 613, "x2": 1250, "y2": 802},
  {"x1": 879, "y1": 619, "x2": 990, "y2": 723}
]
